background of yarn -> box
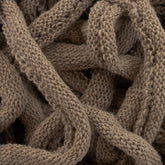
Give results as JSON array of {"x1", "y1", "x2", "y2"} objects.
[{"x1": 0, "y1": 0, "x2": 165, "y2": 165}]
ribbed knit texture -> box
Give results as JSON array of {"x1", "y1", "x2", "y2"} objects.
[{"x1": 0, "y1": 0, "x2": 165, "y2": 164}]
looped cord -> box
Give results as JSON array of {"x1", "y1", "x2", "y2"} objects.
[
  {"x1": 0, "y1": 0, "x2": 164, "y2": 165},
  {"x1": 87, "y1": 1, "x2": 140, "y2": 80}
]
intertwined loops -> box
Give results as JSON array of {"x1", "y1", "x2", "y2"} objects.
[{"x1": 0, "y1": 0, "x2": 165, "y2": 165}]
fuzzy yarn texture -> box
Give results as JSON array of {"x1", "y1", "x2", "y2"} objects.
[{"x1": 0, "y1": 0, "x2": 165, "y2": 165}]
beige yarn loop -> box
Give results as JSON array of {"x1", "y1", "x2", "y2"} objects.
[{"x1": 0, "y1": 0, "x2": 165, "y2": 165}]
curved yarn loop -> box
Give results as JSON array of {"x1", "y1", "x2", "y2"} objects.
[{"x1": 0, "y1": 0, "x2": 164, "y2": 165}]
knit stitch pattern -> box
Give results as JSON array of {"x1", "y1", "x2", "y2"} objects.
[{"x1": 0, "y1": 0, "x2": 165, "y2": 164}]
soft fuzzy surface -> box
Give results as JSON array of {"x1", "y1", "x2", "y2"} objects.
[{"x1": 0, "y1": 0, "x2": 165, "y2": 165}]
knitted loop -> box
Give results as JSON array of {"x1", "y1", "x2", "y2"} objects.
[
  {"x1": 0, "y1": 0, "x2": 164, "y2": 164},
  {"x1": 1, "y1": 0, "x2": 91, "y2": 164},
  {"x1": 87, "y1": 1, "x2": 140, "y2": 80}
]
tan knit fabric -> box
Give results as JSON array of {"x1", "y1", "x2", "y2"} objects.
[{"x1": 0, "y1": 0, "x2": 165, "y2": 165}]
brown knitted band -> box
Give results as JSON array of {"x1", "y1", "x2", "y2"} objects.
[{"x1": 0, "y1": 0, "x2": 165, "y2": 165}]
